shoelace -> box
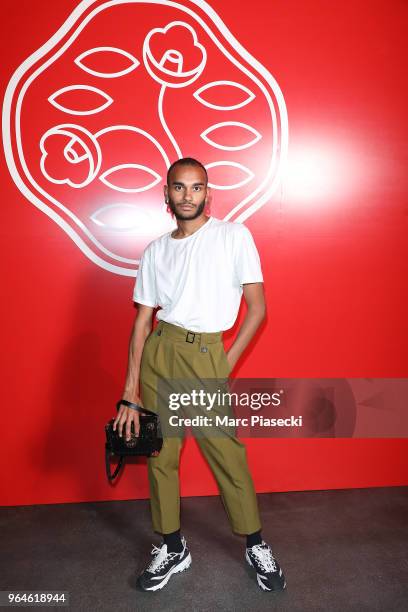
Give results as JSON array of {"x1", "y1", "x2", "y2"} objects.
[
  {"x1": 147, "y1": 544, "x2": 180, "y2": 574},
  {"x1": 250, "y1": 543, "x2": 277, "y2": 572}
]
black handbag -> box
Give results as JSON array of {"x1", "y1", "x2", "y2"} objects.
[{"x1": 105, "y1": 400, "x2": 163, "y2": 481}]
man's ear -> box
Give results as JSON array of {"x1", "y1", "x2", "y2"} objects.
[
  {"x1": 205, "y1": 185, "x2": 212, "y2": 203},
  {"x1": 164, "y1": 185, "x2": 168, "y2": 201}
]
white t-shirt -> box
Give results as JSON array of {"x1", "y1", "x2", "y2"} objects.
[{"x1": 133, "y1": 216, "x2": 263, "y2": 332}]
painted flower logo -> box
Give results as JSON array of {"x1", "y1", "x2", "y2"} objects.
[
  {"x1": 143, "y1": 21, "x2": 206, "y2": 88},
  {"x1": 4, "y1": 1, "x2": 287, "y2": 275}
]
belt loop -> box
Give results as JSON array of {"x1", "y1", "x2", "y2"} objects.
[
  {"x1": 156, "y1": 320, "x2": 163, "y2": 336},
  {"x1": 200, "y1": 332, "x2": 208, "y2": 353}
]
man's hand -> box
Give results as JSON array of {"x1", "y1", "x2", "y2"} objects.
[
  {"x1": 225, "y1": 349, "x2": 237, "y2": 372},
  {"x1": 113, "y1": 397, "x2": 143, "y2": 441},
  {"x1": 225, "y1": 283, "x2": 266, "y2": 370}
]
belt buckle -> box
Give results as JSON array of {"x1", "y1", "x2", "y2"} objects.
[{"x1": 186, "y1": 331, "x2": 195, "y2": 343}]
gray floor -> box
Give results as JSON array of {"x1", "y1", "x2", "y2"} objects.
[{"x1": 1, "y1": 486, "x2": 407, "y2": 611}]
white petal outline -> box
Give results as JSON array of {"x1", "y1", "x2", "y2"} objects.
[
  {"x1": 99, "y1": 163, "x2": 161, "y2": 193},
  {"x1": 74, "y1": 46, "x2": 140, "y2": 78},
  {"x1": 63, "y1": 138, "x2": 90, "y2": 164},
  {"x1": 143, "y1": 20, "x2": 207, "y2": 88},
  {"x1": 193, "y1": 80, "x2": 256, "y2": 110},
  {"x1": 200, "y1": 121, "x2": 262, "y2": 151},
  {"x1": 159, "y1": 49, "x2": 183, "y2": 70},
  {"x1": 48, "y1": 84, "x2": 113, "y2": 115},
  {"x1": 39, "y1": 123, "x2": 101, "y2": 188},
  {"x1": 205, "y1": 161, "x2": 254, "y2": 190}
]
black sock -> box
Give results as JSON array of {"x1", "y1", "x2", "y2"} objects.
[
  {"x1": 163, "y1": 529, "x2": 183, "y2": 553},
  {"x1": 246, "y1": 530, "x2": 262, "y2": 548}
]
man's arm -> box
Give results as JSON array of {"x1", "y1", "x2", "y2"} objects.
[
  {"x1": 226, "y1": 282, "x2": 266, "y2": 371},
  {"x1": 122, "y1": 304, "x2": 155, "y2": 402},
  {"x1": 113, "y1": 303, "x2": 154, "y2": 439}
]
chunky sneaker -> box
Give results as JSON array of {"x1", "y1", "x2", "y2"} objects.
[
  {"x1": 137, "y1": 536, "x2": 192, "y2": 591},
  {"x1": 245, "y1": 541, "x2": 286, "y2": 592}
]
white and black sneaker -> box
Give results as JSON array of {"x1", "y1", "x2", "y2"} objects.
[
  {"x1": 137, "y1": 536, "x2": 192, "y2": 591},
  {"x1": 246, "y1": 541, "x2": 286, "y2": 592}
]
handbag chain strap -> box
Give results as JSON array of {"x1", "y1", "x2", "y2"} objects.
[
  {"x1": 105, "y1": 450, "x2": 124, "y2": 481},
  {"x1": 116, "y1": 399, "x2": 157, "y2": 416}
]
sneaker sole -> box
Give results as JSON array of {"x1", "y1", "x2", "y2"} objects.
[
  {"x1": 245, "y1": 551, "x2": 286, "y2": 592},
  {"x1": 139, "y1": 552, "x2": 192, "y2": 592}
]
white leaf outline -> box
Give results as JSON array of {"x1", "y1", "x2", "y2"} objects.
[
  {"x1": 48, "y1": 84, "x2": 113, "y2": 115},
  {"x1": 200, "y1": 121, "x2": 262, "y2": 151},
  {"x1": 99, "y1": 163, "x2": 161, "y2": 193},
  {"x1": 193, "y1": 80, "x2": 256, "y2": 110},
  {"x1": 205, "y1": 161, "x2": 254, "y2": 190},
  {"x1": 74, "y1": 46, "x2": 140, "y2": 78},
  {"x1": 90, "y1": 203, "x2": 153, "y2": 231},
  {"x1": 94, "y1": 124, "x2": 171, "y2": 167}
]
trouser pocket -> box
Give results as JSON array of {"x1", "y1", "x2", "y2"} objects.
[{"x1": 220, "y1": 345, "x2": 232, "y2": 376}]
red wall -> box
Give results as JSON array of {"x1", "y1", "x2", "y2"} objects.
[{"x1": 1, "y1": 0, "x2": 407, "y2": 506}]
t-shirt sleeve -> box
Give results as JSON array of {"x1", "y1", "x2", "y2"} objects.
[
  {"x1": 233, "y1": 225, "x2": 264, "y2": 285},
  {"x1": 133, "y1": 246, "x2": 157, "y2": 307}
]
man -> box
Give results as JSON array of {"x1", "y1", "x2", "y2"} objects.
[{"x1": 113, "y1": 158, "x2": 286, "y2": 593}]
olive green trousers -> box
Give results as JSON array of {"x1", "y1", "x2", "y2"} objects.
[{"x1": 139, "y1": 319, "x2": 262, "y2": 535}]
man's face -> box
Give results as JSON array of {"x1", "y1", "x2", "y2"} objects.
[{"x1": 165, "y1": 164, "x2": 210, "y2": 221}]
